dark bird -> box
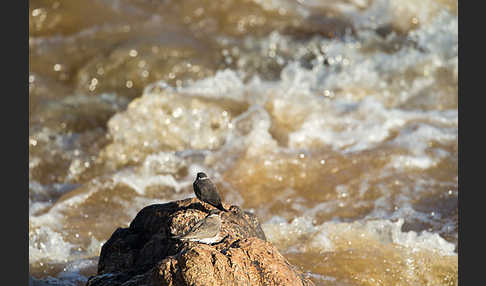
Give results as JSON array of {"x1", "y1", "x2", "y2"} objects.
[
  {"x1": 193, "y1": 172, "x2": 227, "y2": 212},
  {"x1": 172, "y1": 209, "x2": 223, "y2": 244}
]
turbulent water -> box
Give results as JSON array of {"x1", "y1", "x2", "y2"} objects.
[{"x1": 29, "y1": 0, "x2": 458, "y2": 285}]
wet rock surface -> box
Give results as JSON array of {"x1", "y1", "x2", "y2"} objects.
[{"x1": 87, "y1": 198, "x2": 312, "y2": 286}]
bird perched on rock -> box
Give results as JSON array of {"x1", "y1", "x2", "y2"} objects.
[
  {"x1": 193, "y1": 172, "x2": 226, "y2": 212},
  {"x1": 172, "y1": 209, "x2": 224, "y2": 244}
]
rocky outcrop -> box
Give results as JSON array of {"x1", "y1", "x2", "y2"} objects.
[{"x1": 87, "y1": 198, "x2": 313, "y2": 286}]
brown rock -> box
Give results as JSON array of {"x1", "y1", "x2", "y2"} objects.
[
  {"x1": 87, "y1": 198, "x2": 313, "y2": 286},
  {"x1": 153, "y1": 238, "x2": 312, "y2": 286}
]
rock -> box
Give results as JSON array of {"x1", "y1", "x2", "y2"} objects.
[
  {"x1": 87, "y1": 198, "x2": 313, "y2": 286},
  {"x1": 152, "y1": 237, "x2": 313, "y2": 286}
]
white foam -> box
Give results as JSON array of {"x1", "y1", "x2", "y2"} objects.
[
  {"x1": 112, "y1": 169, "x2": 186, "y2": 195},
  {"x1": 288, "y1": 97, "x2": 456, "y2": 156},
  {"x1": 63, "y1": 257, "x2": 98, "y2": 273},
  {"x1": 387, "y1": 122, "x2": 456, "y2": 169},
  {"x1": 51, "y1": 257, "x2": 99, "y2": 285},
  {"x1": 29, "y1": 226, "x2": 74, "y2": 263},
  {"x1": 175, "y1": 69, "x2": 246, "y2": 102},
  {"x1": 362, "y1": 219, "x2": 456, "y2": 255},
  {"x1": 110, "y1": 151, "x2": 214, "y2": 195},
  {"x1": 263, "y1": 217, "x2": 456, "y2": 256},
  {"x1": 107, "y1": 6, "x2": 456, "y2": 166}
]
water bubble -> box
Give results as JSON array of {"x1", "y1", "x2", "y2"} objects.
[
  {"x1": 89, "y1": 78, "x2": 98, "y2": 91},
  {"x1": 172, "y1": 108, "x2": 183, "y2": 118},
  {"x1": 129, "y1": 49, "x2": 138, "y2": 57},
  {"x1": 138, "y1": 60, "x2": 147, "y2": 68},
  {"x1": 32, "y1": 8, "x2": 43, "y2": 17}
]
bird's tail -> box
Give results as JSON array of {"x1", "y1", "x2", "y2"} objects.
[{"x1": 217, "y1": 204, "x2": 227, "y2": 212}]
